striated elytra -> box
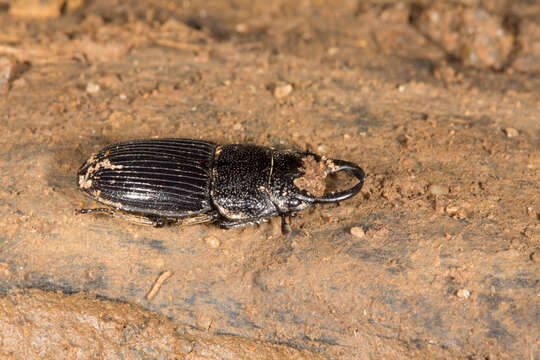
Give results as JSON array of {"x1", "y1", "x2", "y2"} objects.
[{"x1": 76, "y1": 139, "x2": 365, "y2": 233}]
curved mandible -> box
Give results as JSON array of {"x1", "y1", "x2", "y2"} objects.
[{"x1": 313, "y1": 159, "x2": 365, "y2": 203}]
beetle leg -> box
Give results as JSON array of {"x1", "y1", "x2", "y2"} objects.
[
  {"x1": 76, "y1": 208, "x2": 168, "y2": 227},
  {"x1": 281, "y1": 214, "x2": 291, "y2": 234},
  {"x1": 218, "y1": 219, "x2": 251, "y2": 229},
  {"x1": 76, "y1": 207, "x2": 115, "y2": 216},
  {"x1": 174, "y1": 212, "x2": 220, "y2": 226},
  {"x1": 77, "y1": 208, "x2": 219, "y2": 228},
  {"x1": 218, "y1": 217, "x2": 270, "y2": 229},
  {"x1": 147, "y1": 216, "x2": 167, "y2": 228},
  {"x1": 218, "y1": 215, "x2": 291, "y2": 234}
]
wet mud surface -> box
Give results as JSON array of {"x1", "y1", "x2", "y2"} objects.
[{"x1": 0, "y1": 0, "x2": 539, "y2": 359}]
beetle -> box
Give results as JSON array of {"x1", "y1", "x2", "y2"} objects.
[{"x1": 76, "y1": 139, "x2": 365, "y2": 233}]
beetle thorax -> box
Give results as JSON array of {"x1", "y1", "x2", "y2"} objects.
[{"x1": 211, "y1": 145, "x2": 314, "y2": 221}]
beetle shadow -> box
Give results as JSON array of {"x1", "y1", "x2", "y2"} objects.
[{"x1": 46, "y1": 136, "x2": 117, "y2": 203}]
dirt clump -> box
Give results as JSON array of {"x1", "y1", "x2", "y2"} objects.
[{"x1": 294, "y1": 156, "x2": 333, "y2": 198}]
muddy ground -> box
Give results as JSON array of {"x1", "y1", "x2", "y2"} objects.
[{"x1": 0, "y1": 0, "x2": 539, "y2": 359}]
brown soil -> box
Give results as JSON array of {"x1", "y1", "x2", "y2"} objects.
[
  {"x1": 0, "y1": 288, "x2": 323, "y2": 359},
  {"x1": 1, "y1": 0, "x2": 539, "y2": 359}
]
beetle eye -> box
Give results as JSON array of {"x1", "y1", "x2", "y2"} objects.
[{"x1": 288, "y1": 198, "x2": 301, "y2": 208}]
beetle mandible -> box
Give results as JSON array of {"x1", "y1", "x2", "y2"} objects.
[{"x1": 76, "y1": 139, "x2": 365, "y2": 233}]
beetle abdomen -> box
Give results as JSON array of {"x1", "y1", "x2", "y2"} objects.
[{"x1": 78, "y1": 139, "x2": 217, "y2": 217}]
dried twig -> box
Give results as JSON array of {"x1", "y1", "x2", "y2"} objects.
[{"x1": 145, "y1": 270, "x2": 174, "y2": 301}]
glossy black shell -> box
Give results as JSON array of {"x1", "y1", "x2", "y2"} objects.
[
  {"x1": 77, "y1": 138, "x2": 366, "y2": 227},
  {"x1": 78, "y1": 139, "x2": 216, "y2": 218}
]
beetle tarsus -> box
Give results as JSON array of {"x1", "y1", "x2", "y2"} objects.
[
  {"x1": 76, "y1": 208, "x2": 115, "y2": 215},
  {"x1": 149, "y1": 216, "x2": 167, "y2": 228},
  {"x1": 281, "y1": 214, "x2": 291, "y2": 234}
]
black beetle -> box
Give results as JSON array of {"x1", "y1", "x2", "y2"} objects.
[{"x1": 77, "y1": 139, "x2": 365, "y2": 233}]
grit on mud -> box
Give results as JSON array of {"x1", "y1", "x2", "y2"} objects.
[{"x1": 0, "y1": 0, "x2": 539, "y2": 359}]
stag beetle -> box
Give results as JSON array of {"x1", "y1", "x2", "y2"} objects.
[{"x1": 77, "y1": 139, "x2": 365, "y2": 233}]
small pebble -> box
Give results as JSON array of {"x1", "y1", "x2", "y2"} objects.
[
  {"x1": 445, "y1": 205, "x2": 460, "y2": 216},
  {"x1": 274, "y1": 84, "x2": 293, "y2": 99},
  {"x1": 0, "y1": 262, "x2": 11, "y2": 279},
  {"x1": 429, "y1": 184, "x2": 449, "y2": 196},
  {"x1": 350, "y1": 226, "x2": 366, "y2": 239},
  {"x1": 456, "y1": 289, "x2": 470, "y2": 298},
  {"x1": 317, "y1": 145, "x2": 328, "y2": 153},
  {"x1": 526, "y1": 206, "x2": 536, "y2": 218},
  {"x1": 233, "y1": 123, "x2": 244, "y2": 131},
  {"x1": 205, "y1": 236, "x2": 220, "y2": 248},
  {"x1": 235, "y1": 23, "x2": 248, "y2": 33},
  {"x1": 86, "y1": 82, "x2": 100, "y2": 94},
  {"x1": 530, "y1": 252, "x2": 539, "y2": 263},
  {"x1": 327, "y1": 47, "x2": 339, "y2": 56},
  {"x1": 0, "y1": 57, "x2": 16, "y2": 93},
  {"x1": 504, "y1": 127, "x2": 519, "y2": 138},
  {"x1": 119, "y1": 93, "x2": 127, "y2": 100},
  {"x1": 397, "y1": 84, "x2": 405, "y2": 92}
]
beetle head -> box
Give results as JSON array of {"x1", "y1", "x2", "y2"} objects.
[
  {"x1": 269, "y1": 151, "x2": 319, "y2": 213},
  {"x1": 270, "y1": 150, "x2": 366, "y2": 213}
]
